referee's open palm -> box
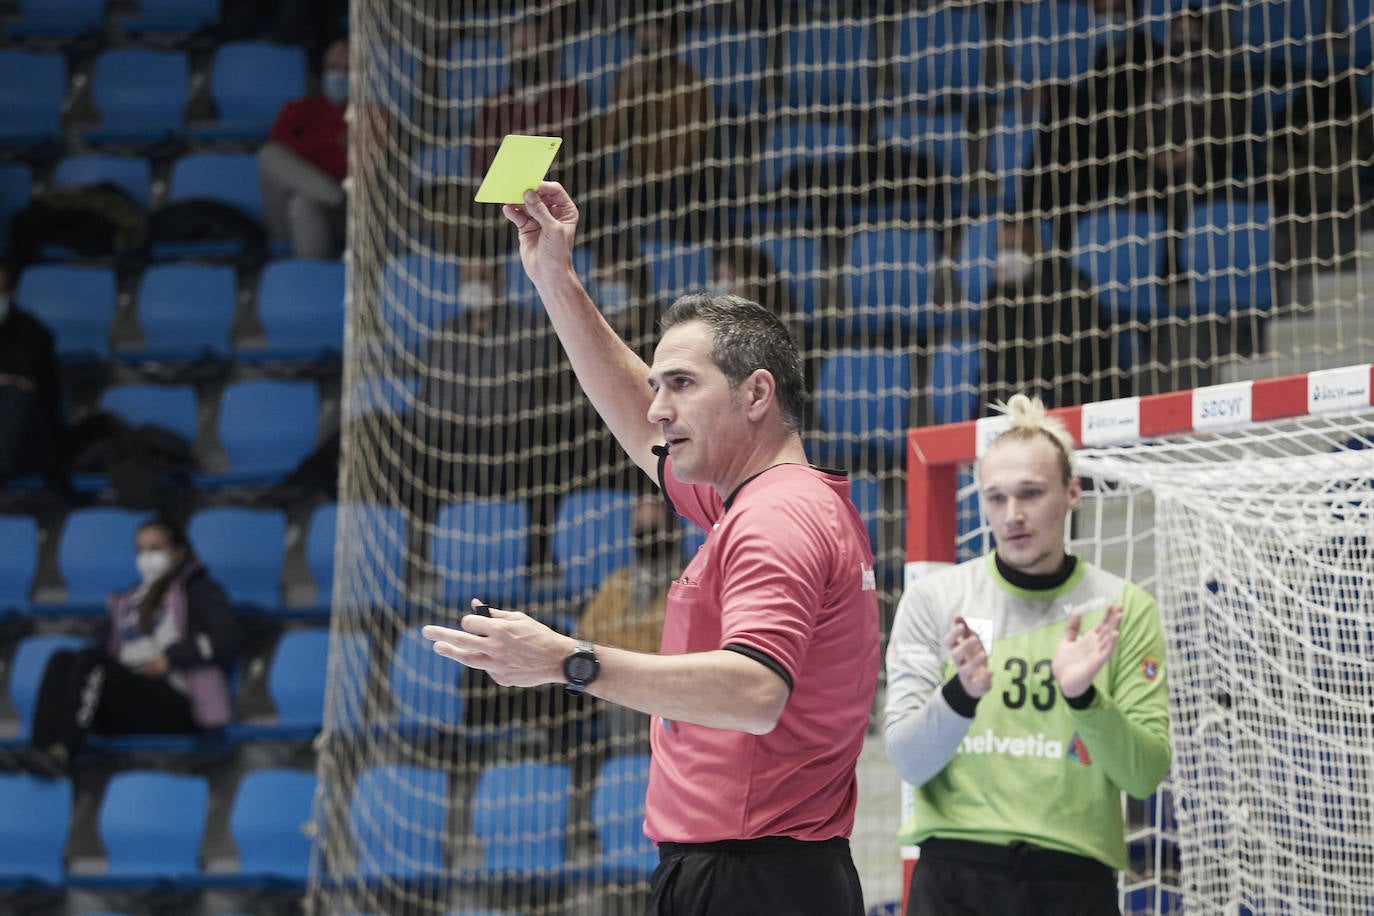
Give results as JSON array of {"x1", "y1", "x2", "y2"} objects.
[
  {"x1": 502, "y1": 180, "x2": 579, "y2": 290},
  {"x1": 1052, "y1": 603, "x2": 1123, "y2": 700}
]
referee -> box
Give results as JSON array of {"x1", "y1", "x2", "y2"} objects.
[{"x1": 424, "y1": 182, "x2": 879, "y2": 915}]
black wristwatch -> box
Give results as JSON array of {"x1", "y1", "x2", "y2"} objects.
[{"x1": 563, "y1": 639, "x2": 599, "y2": 694}]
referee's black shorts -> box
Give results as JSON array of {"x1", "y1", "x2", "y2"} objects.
[
  {"x1": 649, "y1": 835, "x2": 864, "y2": 916},
  {"x1": 905, "y1": 837, "x2": 1121, "y2": 916}
]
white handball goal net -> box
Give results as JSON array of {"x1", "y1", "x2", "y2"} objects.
[
  {"x1": 905, "y1": 368, "x2": 1374, "y2": 915},
  {"x1": 317, "y1": 0, "x2": 1374, "y2": 911}
]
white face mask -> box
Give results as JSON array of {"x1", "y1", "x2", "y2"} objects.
[
  {"x1": 136, "y1": 550, "x2": 174, "y2": 584},
  {"x1": 322, "y1": 69, "x2": 349, "y2": 105},
  {"x1": 995, "y1": 250, "x2": 1035, "y2": 284},
  {"x1": 458, "y1": 281, "x2": 497, "y2": 314}
]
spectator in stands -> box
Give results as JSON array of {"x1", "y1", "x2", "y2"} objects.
[
  {"x1": 597, "y1": 15, "x2": 714, "y2": 238},
  {"x1": 258, "y1": 38, "x2": 350, "y2": 259},
  {"x1": 977, "y1": 217, "x2": 1115, "y2": 411},
  {"x1": 710, "y1": 243, "x2": 821, "y2": 423},
  {"x1": 1146, "y1": 6, "x2": 1247, "y2": 275},
  {"x1": 470, "y1": 14, "x2": 588, "y2": 180},
  {"x1": 885, "y1": 394, "x2": 1171, "y2": 915},
  {"x1": 1024, "y1": 0, "x2": 1165, "y2": 250},
  {"x1": 0, "y1": 265, "x2": 62, "y2": 484},
  {"x1": 592, "y1": 257, "x2": 662, "y2": 361},
  {"x1": 577, "y1": 493, "x2": 678, "y2": 747},
  {"x1": 19, "y1": 518, "x2": 240, "y2": 776}
]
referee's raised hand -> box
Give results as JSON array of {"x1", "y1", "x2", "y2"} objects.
[{"x1": 502, "y1": 180, "x2": 579, "y2": 291}]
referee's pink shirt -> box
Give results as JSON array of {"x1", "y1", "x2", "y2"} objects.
[{"x1": 645, "y1": 459, "x2": 881, "y2": 844}]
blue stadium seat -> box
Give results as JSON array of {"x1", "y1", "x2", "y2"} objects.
[
  {"x1": 757, "y1": 119, "x2": 854, "y2": 195},
  {"x1": 682, "y1": 29, "x2": 767, "y2": 116},
  {"x1": 753, "y1": 235, "x2": 824, "y2": 323},
  {"x1": 930, "y1": 338, "x2": 982, "y2": 424},
  {"x1": 7, "y1": 0, "x2": 104, "y2": 38},
  {"x1": 444, "y1": 38, "x2": 508, "y2": 129},
  {"x1": 365, "y1": 42, "x2": 422, "y2": 115},
  {"x1": 847, "y1": 474, "x2": 883, "y2": 551},
  {"x1": 560, "y1": 29, "x2": 634, "y2": 111},
  {"x1": 304, "y1": 503, "x2": 339, "y2": 608},
  {"x1": 16, "y1": 264, "x2": 117, "y2": 361},
  {"x1": 313, "y1": 503, "x2": 409, "y2": 613},
  {"x1": 342, "y1": 374, "x2": 421, "y2": 423},
  {"x1": 471, "y1": 761, "x2": 570, "y2": 875},
  {"x1": 782, "y1": 22, "x2": 875, "y2": 109},
  {"x1": 0, "y1": 51, "x2": 64, "y2": 147},
  {"x1": 6, "y1": 634, "x2": 88, "y2": 744},
  {"x1": 954, "y1": 217, "x2": 999, "y2": 306},
  {"x1": 844, "y1": 228, "x2": 938, "y2": 338},
  {"x1": 879, "y1": 111, "x2": 967, "y2": 182},
  {"x1": 0, "y1": 774, "x2": 72, "y2": 887},
  {"x1": 350, "y1": 765, "x2": 448, "y2": 879},
  {"x1": 123, "y1": 263, "x2": 237, "y2": 362},
  {"x1": 245, "y1": 259, "x2": 345, "y2": 360},
  {"x1": 50, "y1": 508, "x2": 146, "y2": 614},
  {"x1": 816, "y1": 350, "x2": 912, "y2": 462},
  {"x1": 0, "y1": 163, "x2": 31, "y2": 253},
  {"x1": 230, "y1": 627, "x2": 369, "y2": 741},
  {"x1": 1069, "y1": 208, "x2": 1167, "y2": 323},
  {"x1": 433, "y1": 499, "x2": 531, "y2": 608},
  {"x1": 188, "y1": 507, "x2": 286, "y2": 609},
  {"x1": 590, "y1": 754, "x2": 654, "y2": 881},
  {"x1": 379, "y1": 253, "x2": 463, "y2": 350},
  {"x1": 1181, "y1": 200, "x2": 1275, "y2": 317},
  {"x1": 168, "y1": 152, "x2": 263, "y2": 222},
  {"x1": 228, "y1": 768, "x2": 316, "y2": 885},
  {"x1": 123, "y1": 0, "x2": 220, "y2": 34},
  {"x1": 986, "y1": 106, "x2": 1039, "y2": 212},
  {"x1": 194, "y1": 42, "x2": 308, "y2": 142},
  {"x1": 640, "y1": 241, "x2": 711, "y2": 302},
  {"x1": 53, "y1": 154, "x2": 153, "y2": 210},
  {"x1": 388, "y1": 629, "x2": 464, "y2": 731},
  {"x1": 276, "y1": 628, "x2": 366, "y2": 734},
  {"x1": 213, "y1": 379, "x2": 320, "y2": 482},
  {"x1": 503, "y1": 246, "x2": 594, "y2": 311},
  {"x1": 0, "y1": 515, "x2": 39, "y2": 615},
  {"x1": 412, "y1": 142, "x2": 470, "y2": 188},
  {"x1": 99, "y1": 383, "x2": 199, "y2": 443},
  {"x1": 84, "y1": 770, "x2": 208, "y2": 884},
  {"x1": 551, "y1": 489, "x2": 638, "y2": 601},
  {"x1": 1235, "y1": 0, "x2": 1331, "y2": 74},
  {"x1": 84, "y1": 48, "x2": 190, "y2": 145},
  {"x1": 1008, "y1": 1, "x2": 1097, "y2": 86},
  {"x1": 897, "y1": 7, "x2": 989, "y2": 107}
]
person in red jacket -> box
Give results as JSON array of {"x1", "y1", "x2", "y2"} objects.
[{"x1": 258, "y1": 38, "x2": 350, "y2": 259}]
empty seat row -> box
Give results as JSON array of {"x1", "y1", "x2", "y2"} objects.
[
  {"x1": 0, "y1": 755, "x2": 651, "y2": 889},
  {"x1": 16, "y1": 259, "x2": 344, "y2": 363},
  {"x1": 0, "y1": 766, "x2": 314, "y2": 888},
  {"x1": 0, "y1": 42, "x2": 306, "y2": 149}
]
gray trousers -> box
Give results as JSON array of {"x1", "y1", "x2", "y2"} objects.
[{"x1": 257, "y1": 141, "x2": 346, "y2": 259}]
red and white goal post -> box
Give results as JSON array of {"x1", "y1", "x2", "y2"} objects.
[{"x1": 900, "y1": 365, "x2": 1374, "y2": 915}]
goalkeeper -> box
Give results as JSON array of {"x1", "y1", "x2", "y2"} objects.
[{"x1": 884, "y1": 394, "x2": 1171, "y2": 916}]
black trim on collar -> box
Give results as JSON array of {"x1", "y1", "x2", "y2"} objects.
[
  {"x1": 723, "y1": 462, "x2": 841, "y2": 511},
  {"x1": 994, "y1": 552, "x2": 1078, "y2": 591},
  {"x1": 723, "y1": 644, "x2": 794, "y2": 692}
]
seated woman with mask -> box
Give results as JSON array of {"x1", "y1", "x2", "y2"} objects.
[{"x1": 18, "y1": 517, "x2": 240, "y2": 776}]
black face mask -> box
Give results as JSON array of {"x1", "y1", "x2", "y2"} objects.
[{"x1": 633, "y1": 528, "x2": 678, "y2": 565}]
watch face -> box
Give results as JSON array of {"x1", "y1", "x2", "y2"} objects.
[{"x1": 567, "y1": 655, "x2": 597, "y2": 683}]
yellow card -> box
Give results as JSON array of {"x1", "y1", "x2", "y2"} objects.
[{"x1": 474, "y1": 134, "x2": 563, "y2": 204}]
